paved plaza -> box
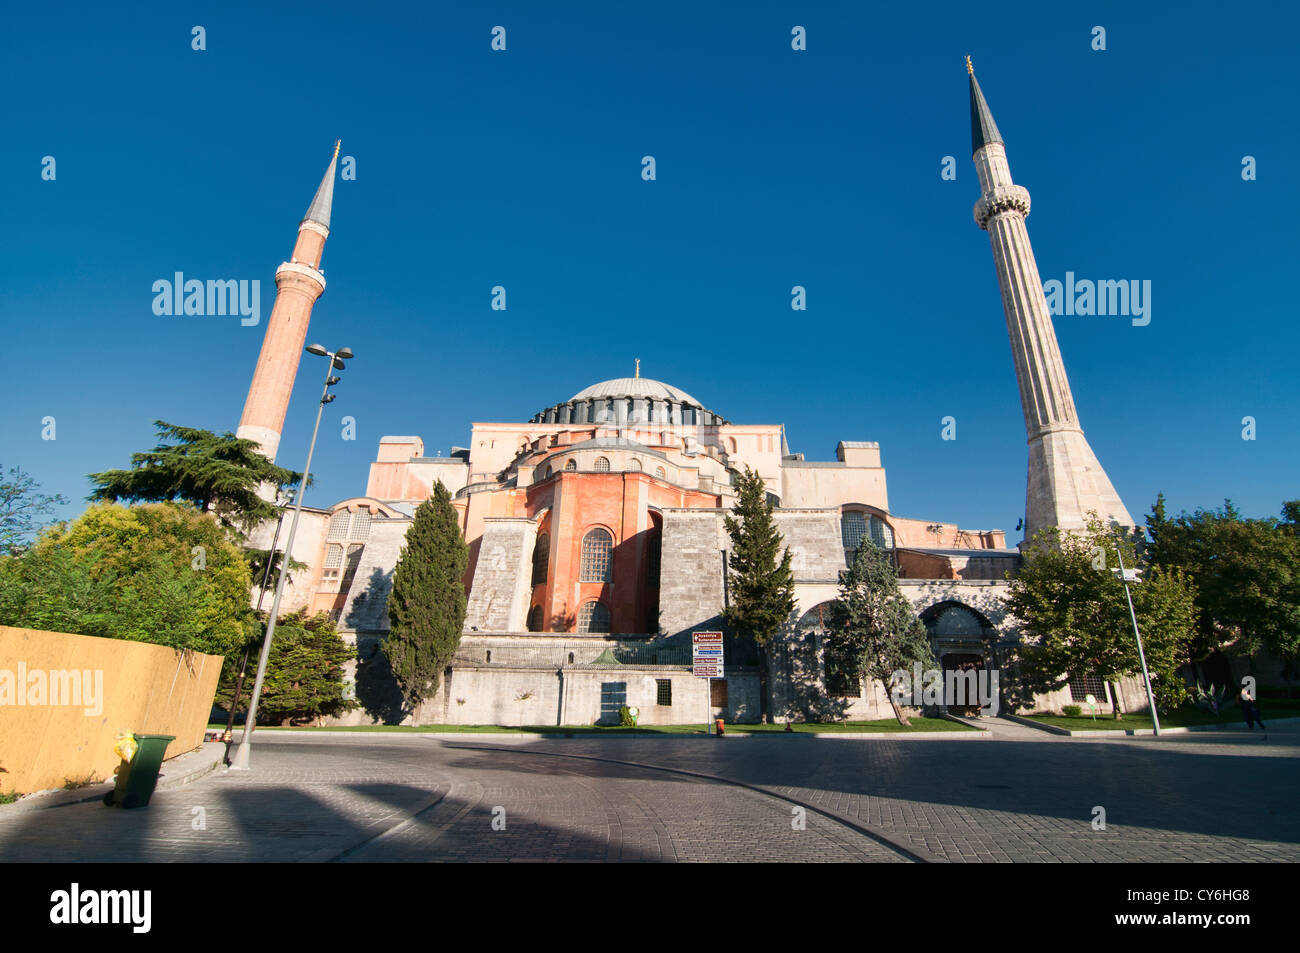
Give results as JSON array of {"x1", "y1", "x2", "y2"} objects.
[{"x1": 1, "y1": 721, "x2": 1296, "y2": 863}]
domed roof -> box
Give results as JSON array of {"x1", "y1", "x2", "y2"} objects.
[{"x1": 570, "y1": 377, "x2": 702, "y2": 407}]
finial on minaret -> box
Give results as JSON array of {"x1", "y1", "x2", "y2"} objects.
[
  {"x1": 302, "y1": 141, "x2": 341, "y2": 231},
  {"x1": 635, "y1": 358, "x2": 640, "y2": 379},
  {"x1": 965, "y1": 55, "x2": 973, "y2": 75}
]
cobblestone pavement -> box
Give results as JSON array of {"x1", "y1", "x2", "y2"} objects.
[{"x1": 0, "y1": 723, "x2": 1295, "y2": 862}]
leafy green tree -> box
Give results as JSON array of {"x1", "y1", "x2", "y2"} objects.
[
  {"x1": 88, "y1": 421, "x2": 302, "y2": 534},
  {"x1": 384, "y1": 482, "x2": 468, "y2": 711},
  {"x1": 824, "y1": 542, "x2": 935, "y2": 725},
  {"x1": 0, "y1": 464, "x2": 68, "y2": 555},
  {"x1": 1006, "y1": 516, "x2": 1198, "y2": 716},
  {"x1": 216, "y1": 610, "x2": 357, "y2": 725},
  {"x1": 0, "y1": 501, "x2": 252, "y2": 657},
  {"x1": 1146, "y1": 495, "x2": 1300, "y2": 668},
  {"x1": 723, "y1": 466, "x2": 796, "y2": 721}
]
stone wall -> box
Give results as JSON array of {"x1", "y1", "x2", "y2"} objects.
[
  {"x1": 657, "y1": 508, "x2": 728, "y2": 638},
  {"x1": 463, "y1": 518, "x2": 538, "y2": 633}
]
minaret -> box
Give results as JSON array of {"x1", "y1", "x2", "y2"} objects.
[
  {"x1": 237, "y1": 142, "x2": 340, "y2": 462},
  {"x1": 967, "y1": 60, "x2": 1132, "y2": 542}
]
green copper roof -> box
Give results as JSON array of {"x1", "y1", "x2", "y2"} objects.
[
  {"x1": 969, "y1": 71, "x2": 1003, "y2": 156},
  {"x1": 591, "y1": 648, "x2": 621, "y2": 665}
]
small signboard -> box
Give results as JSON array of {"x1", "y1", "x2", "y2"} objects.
[{"x1": 693, "y1": 631, "x2": 724, "y2": 678}]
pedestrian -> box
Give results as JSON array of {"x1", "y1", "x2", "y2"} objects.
[{"x1": 1240, "y1": 687, "x2": 1265, "y2": 730}]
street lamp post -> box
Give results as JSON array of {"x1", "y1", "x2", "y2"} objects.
[
  {"x1": 231, "y1": 344, "x2": 353, "y2": 770},
  {"x1": 223, "y1": 487, "x2": 294, "y2": 766},
  {"x1": 1112, "y1": 524, "x2": 1160, "y2": 736}
]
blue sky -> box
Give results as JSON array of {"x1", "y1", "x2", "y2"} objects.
[{"x1": 3, "y1": 1, "x2": 1296, "y2": 539}]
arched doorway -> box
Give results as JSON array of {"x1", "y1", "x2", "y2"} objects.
[{"x1": 921, "y1": 602, "x2": 998, "y2": 715}]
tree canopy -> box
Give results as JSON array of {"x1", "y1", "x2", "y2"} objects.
[
  {"x1": 0, "y1": 464, "x2": 68, "y2": 555},
  {"x1": 88, "y1": 421, "x2": 302, "y2": 533},
  {"x1": 216, "y1": 609, "x2": 357, "y2": 725},
  {"x1": 1005, "y1": 516, "x2": 1198, "y2": 713},
  {"x1": 0, "y1": 501, "x2": 252, "y2": 657},
  {"x1": 824, "y1": 541, "x2": 935, "y2": 725},
  {"x1": 1146, "y1": 494, "x2": 1300, "y2": 665}
]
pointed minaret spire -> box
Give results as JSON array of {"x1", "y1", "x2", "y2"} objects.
[
  {"x1": 303, "y1": 140, "x2": 340, "y2": 230},
  {"x1": 967, "y1": 64, "x2": 1132, "y2": 543},
  {"x1": 237, "y1": 143, "x2": 340, "y2": 463},
  {"x1": 967, "y1": 59, "x2": 1003, "y2": 155}
]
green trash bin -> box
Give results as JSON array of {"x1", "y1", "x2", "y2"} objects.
[{"x1": 104, "y1": 734, "x2": 175, "y2": 809}]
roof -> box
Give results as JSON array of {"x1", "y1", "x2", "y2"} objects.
[
  {"x1": 570, "y1": 377, "x2": 702, "y2": 406},
  {"x1": 968, "y1": 70, "x2": 1003, "y2": 155},
  {"x1": 302, "y1": 141, "x2": 340, "y2": 230}
]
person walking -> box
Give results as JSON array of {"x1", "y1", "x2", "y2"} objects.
[{"x1": 1240, "y1": 686, "x2": 1266, "y2": 730}]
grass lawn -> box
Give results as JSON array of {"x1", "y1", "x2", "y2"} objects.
[
  {"x1": 211, "y1": 717, "x2": 975, "y2": 734},
  {"x1": 1026, "y1": 705, "x2": 1300, "y2": 732},
  {"x1": 728, "y1": 717, "x2": 976, "y2": 733}
]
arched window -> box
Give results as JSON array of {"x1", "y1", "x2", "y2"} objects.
[
  {"x1": 531, "y1": 533, "x2": 550, "y2": 585},
  {"x1": 581, "y1": 528, "x2": 613, "y2": 582},
  {"x1": 578, "y1": 600, "x2": 611, "y2": 633},
  {"x1": 564, "y1": 459, "x2": 577, "y2": 471},
  {"x1": 527, "y1": 605, "x2": 544, "y2": 632},
  {"x1": 869, "y1": 516, "x2": 895, "y2": 550},
  {"x1": 655, "y1": 467, "x2": 667, "y2": 479},
  {"x1": 594, "y1": 457, "x2": 611, "y2": 472},
  {"x1": 542, "y1": 465, "x2": 553, "y2": 478},
  {"x1": 841, "y1": 511, "x2": 867, "y2": 567},
  {"x1": 628, "y1": 458, "x2": 642, "y2": 472}
]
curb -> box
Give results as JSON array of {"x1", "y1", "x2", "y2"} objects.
[
  {"x1": 1002, "y1": 713, "x2": 1300, "y2": 737},
  {"x1": 234, "y1": 727, "x2": 989, "y2": 741},
  {"x1": 2, "y1": 742, "x2": 226, "y2": 814}
]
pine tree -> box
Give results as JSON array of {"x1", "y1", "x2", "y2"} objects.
[
  {"x1": 384, "y1": 481, "x2": 468, "y2": 712},
  {"x1": 723, "y1": 466, "x2": 795, "y2": 720},
  {"x1": 824, "y1": 541, "x2": 935, "y2": 725},
  {"x1": 88, "y1": 421, "x2": 301, "y2": 534}
]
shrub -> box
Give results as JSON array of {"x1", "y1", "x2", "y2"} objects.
[{"x1": 1062, "y1": 704, "x2": 1083, "y2": 717}]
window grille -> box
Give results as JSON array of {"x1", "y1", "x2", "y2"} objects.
[
  {"x1": 565, "y1": 459, "x2": 577, "y2": 471},
  {"x1": 646, "y1": 531, "x2": 662, "y2": 587},
  {"x1": 580, "y1": 529, "x2": 613, "y2": 582},
  {"x1": 351, "y1": 507, "x2": 372, "y2": 540},
  {"x1": 655, "y1": 467, "x2": 667, "y2": 479},
  {"x1": 594, "y1": 457, "x2": 610, "y2": 472},
  {"x1": 578, "y1": 601, "x2": 611, "y2": 633},
  {"x1": 869, "y1": 516, "x2": 894, "y2": 549},
  {"x1": 841, "y1": 511, "x2": 867, "y2": 566},
  {"x1": 531, "y1": 533, "x2": 550, "y2": 585},
  {"x1": 1068, "y1": 673, "x2": 1108, "y2": 702},
  {"x1": 327, "y1": 511, "x2": 350, "y2": 540},
  {"x1": 656, "y1": 679, "x2": 673, "y2": 706}
]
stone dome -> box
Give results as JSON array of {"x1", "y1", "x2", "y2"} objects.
[
  {"x1": 531, "y1": 376, "x2": 728, "y2": 426},
  {"x1": 570, "y1": 377, "x2": 701, "y2": 407}
]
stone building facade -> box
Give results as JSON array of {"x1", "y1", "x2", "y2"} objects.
[{"x1": 235, "y1": 68, "x2": 1147, "y2": 726}]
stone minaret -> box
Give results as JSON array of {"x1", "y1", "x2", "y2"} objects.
[
  {"x1": 237, "y1": 142, "x2": 340, "y2": 462},
  {"x1": 967, "y1": 61, "x2": 1132, "y2": 542}
]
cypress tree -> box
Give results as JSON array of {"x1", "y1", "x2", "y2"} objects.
[
  {"x1": 384, "y1": 481, "x2": 468, "y2": 711},
  {"x1": 723, "y1": 466, "x2": 796, "y2": 720}
]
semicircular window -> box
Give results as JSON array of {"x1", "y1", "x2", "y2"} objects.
[{"x1": 929, "y1": 604, "x2": 984, "y2": 638}]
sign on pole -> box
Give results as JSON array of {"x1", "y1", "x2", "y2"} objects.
[
  {"x1": 692, "y1": 631, "x2": 724, "y2": 678},
  {"x1": 693, "y1": 631, "x2": 724, "y2": 736}
]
